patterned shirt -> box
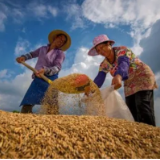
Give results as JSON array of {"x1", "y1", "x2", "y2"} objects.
[{"x1": 94, "y1": 46, "x2": 157, "y2": 97}]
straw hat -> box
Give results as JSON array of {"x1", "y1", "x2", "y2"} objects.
[{"x1": 48, "y1": 29, "x2": 71, "y2": 51}]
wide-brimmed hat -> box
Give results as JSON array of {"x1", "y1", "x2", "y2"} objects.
[
  {"x1": 88, "y1": 34, "x2": 115, "y2": 56},
  {"x1": 48, "y1": 29, "x2": 71, "y2": 51}
]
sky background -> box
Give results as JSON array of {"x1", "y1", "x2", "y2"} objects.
[{"x1": 0, "y1": 0, "x2": 160, "y2": 126}]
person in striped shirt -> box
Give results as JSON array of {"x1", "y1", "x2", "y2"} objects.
[{"x1": 16, "y1": 30, "x2": 71, "y2": 114}]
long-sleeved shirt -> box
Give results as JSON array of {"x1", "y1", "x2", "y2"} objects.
[
  {"x1": 22, "y1": 45, "x2": 65, "y2": 77},
  {"x1": 94, "y1": 46, "x2": 157, "y2": 97}
]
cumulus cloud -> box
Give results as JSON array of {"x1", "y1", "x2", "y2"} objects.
[
  {"x1": 0, "y1": 69, "x2": 32, "y2": 111},
  {"x1": 0, "y1": 11, "x2": 7, "y2": 31},
  {"x1": 0, "y1": 69, "x2": 12, "y2": 79},
  {"x1": 14, "y1": 39, "x2": 30, "y2": 56},
  {"x1": 0, "y1": 70, "x2": 32, "y2": 96},
  {"x1": 60, "y1": 47, "x2": 102, "y2": 78},
  {"x1": 64, "y1": 3, "x2": 86, "y2": 30},
  {"x1": 48, "y1": 6, "x2": 57, "y2": 17},
  {"x1": 0, "y1": 0, "x2": 58, "y2": 30},
  {"x1": 81, "y1": 0, "x2": 160, "y2": 55},
  {"x1": 0, "y1": 2, "x2": 8, "y2": 31},
  {"x1": 0, "y1": 69, "x2": 8, "y2": 78},
  {"x1": 27, "y1": 2, "x2": 57, "y2": 18},
  {"x1": 12, "y1": 8, "x2": 25, "y2": 23},
  {"x1": 82, "y1": 0, "x2": 160, "y2": 30},
  {"x1": 14, "y1": 38, "x2": 43, "y2": 58}
]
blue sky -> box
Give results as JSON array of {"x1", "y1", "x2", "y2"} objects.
[{"x1": 0, "y1": 0, "x2": 160, "y2": 126}]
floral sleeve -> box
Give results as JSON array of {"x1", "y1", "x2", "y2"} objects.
[
  {"x1": 114, "y1": 48, "x2": 132, "y2": 80},
  {"x1": 99, "y1": 59, "x2": 110, "y2": 73}
]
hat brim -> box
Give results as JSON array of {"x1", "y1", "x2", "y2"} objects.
[
  {"x1": 88, "y1": 40, "x2": 115, "y2": 56},
  {"x1": 48, "y1": 30, "x2": 71, "y2": 51}
]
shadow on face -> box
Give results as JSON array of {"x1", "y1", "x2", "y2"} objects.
[
  {"x1": 95, "y1": 42, "x2": 112, "y2": 57},
  {"x1": 52, "y1": 34, "x2": 67, "y2": 49}
]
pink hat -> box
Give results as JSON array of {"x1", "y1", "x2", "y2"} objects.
[{"x1": 88, "y1": 34, "x2": 115, "y2": 56}]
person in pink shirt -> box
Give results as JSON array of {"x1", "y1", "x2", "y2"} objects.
[{"x1": 16, "y1": 29, "x2": 71, "y2": 114}]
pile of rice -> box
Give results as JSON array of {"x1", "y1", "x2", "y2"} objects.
[{"x1": 0, "y1": 110, "x2": 160, "y2": 159}]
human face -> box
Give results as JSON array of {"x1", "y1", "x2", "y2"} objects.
[
  {"x1": 52, "y1": 34, "x2": 67, "y2": 49},
  {"x1": 95, "y1": 42, "x2": 112, "y2": 58}
]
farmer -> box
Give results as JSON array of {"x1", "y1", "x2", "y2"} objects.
[
  {"x1": 87, "y1": 34, "x2": 157, "y2": 126},
  {"x1": 16, "y1": 29, "x2": 71, "y2": 114}
]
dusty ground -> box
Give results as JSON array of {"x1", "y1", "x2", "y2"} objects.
[{"x1": 0, "y1": 110, "x2": 160, "y2": 159}]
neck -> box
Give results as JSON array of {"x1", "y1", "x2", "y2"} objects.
[{"x1": 49, "y1": 44, "x2": 56, "y2": 51}]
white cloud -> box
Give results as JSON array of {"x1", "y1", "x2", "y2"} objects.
[
  {"x1": 0, "y1": 11, "x2": 7, "y2": 31},
  {"x1": 130, "y1": 42, "x2": 143, "y2": 56},
  {"x1": 105, "y1": 23, "x2": 116, "y2": 29},
  {"x1": 82, "y1": 0, "x2": 160, "y2": 29},
  {"x1": 0, "y1": 69, "x2": 32, "y2": 111},
  {"x1": 27, "y1": 2, "x2": 58, "y2": 18},
  {"x1": 13, "y1": 8, "x2": 24, "y2": 18},
  {"x1": 0, "y1": 69, "x2": 14, "y2": 79},
  {"x1": 65, "y1": 3, "x2": 85, "y2": 30},
  {"x1": 48, "y1": 6, "x2": 57, "y2": 17},
  {"x1": 0, "y1": 70, "x2": 32, "y2": 96},
  {"x1": 14, "y1": 38, "x2": 44, "y2": 57},
  {"x1": 34, "y1": 5, "x2": 48, "y2": 17},
  {"x1": 0, "y1": 94, "x2": 21, "y2": 112},
  {"x1": 0, "y1": 69, "x2": 8, "y2": 78},
  {"x1": 12, "y1": 8, "x2": 24, "y2": 23},
  {"x1": 14, "y1": 38, "x2": 42, "y2": 74},
  {"x1": 14, "y1": 39, "x2": 30, "y2": 56},
  {"x1": 81, "y1": 0, "x2": 160, "y2": 55},
  {"x1": 60, "y1": 47, "x2": 103, "y2": 78},
  {"x1": 0, "y1": 1, "x2": 58, "y2": 30}
]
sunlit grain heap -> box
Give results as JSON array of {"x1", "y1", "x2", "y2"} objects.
[{"x1": 0, "y1": 110, "x2": 160, "y2": 159}]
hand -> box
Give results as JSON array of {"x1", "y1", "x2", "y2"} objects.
[
  {"x1": 84, "y1": 86, "x2": 91, "y2": 96},
  {"x1": 35, "y1": 68, "x2": 45, "y2": 78},
  {"x1": 82, "y1": 90, "x2": 95, "y2": 102},
  {"x1": 111, "y1": 74, "x2": 122, "y2": 90},
  {"x1": 16, "y1": 57, "x2": 25, "y2": 63}
]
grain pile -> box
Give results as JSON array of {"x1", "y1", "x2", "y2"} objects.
[
  {"x1": 0, "y1": 110, "x2": 160, "y2": 159},
  {"x1": 41, "y1": 73, "x2": 105, "y2": 116}
]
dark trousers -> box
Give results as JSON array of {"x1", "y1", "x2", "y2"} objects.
[
  {"x1": 125, "y1": 90, "x2": 156, "y2": 126},
  {"x1": 21, "y1": 105, "x2": 33, "y2": 113}
]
